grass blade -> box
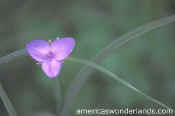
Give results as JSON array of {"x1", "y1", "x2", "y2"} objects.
[
  {"x1": 0, "y1": 49, "x2": 26, "y2": 65},
  {"x1": 0, "y1": 82, "x2": 18, "y2": 116},
  {"x1": 60, "y1": 14, "x2": 175, "y2": 116},
  {"x1": 67, "y1": 57, "x2": 171, "y2": 108}
]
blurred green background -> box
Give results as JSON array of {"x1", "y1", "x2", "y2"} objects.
[{"x1": 1, "y1": 0, "x2": 175, "y2": 116}]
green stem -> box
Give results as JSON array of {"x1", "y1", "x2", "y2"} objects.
[
  {"x1": 0, "y1": 82, "x2": 18, "y2": 116},
  {"x1": 66, "y1": 57, "x2": 171, "y2": 109},
  {"x1": 53, "y1": 78, "x2": 62, "y2": 115}
]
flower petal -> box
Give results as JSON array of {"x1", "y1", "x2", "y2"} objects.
[
  {"x1": 26, "y1": 40, "x2": 50, "y2": 62},
  {"x1": 51, "y1": 37, "x2": 75, "y2": 60},
  {"x1": 41, "y1": 60, "x2": 62, "y2": 78}
]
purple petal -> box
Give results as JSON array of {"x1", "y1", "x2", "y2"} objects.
[
  {"x1": 51, "y1": 37, "x2": 75, "y2": 60},
  {"x1": 41, "y1": 60, "x2": 62, "y2": 78},
  {"x1": 26, "y1": 40, "x2": 50, "y2": 62}
]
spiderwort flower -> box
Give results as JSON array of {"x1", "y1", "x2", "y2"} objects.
[{"x1": 26, "y1": 37, "x2": 75, "y2": 78}]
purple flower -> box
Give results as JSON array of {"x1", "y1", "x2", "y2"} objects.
[{"x1": 26, "y1": 37, "x2": 75, "y2": 78}]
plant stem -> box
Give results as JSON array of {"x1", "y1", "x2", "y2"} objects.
[
  {"x1": 0, "y1": 82, "x2": 18, "y2": 116},
  {"x1": 53, "y1": 78, "x2": 62, "y2": 115}
]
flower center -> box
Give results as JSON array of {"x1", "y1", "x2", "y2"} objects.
[{"x1": 47, "y1": 51, "x2": 55, "y2": 60}]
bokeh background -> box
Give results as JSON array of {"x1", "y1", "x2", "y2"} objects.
[{"x1": 1, "y1": 0, "x2": 175, "y2": 116}]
